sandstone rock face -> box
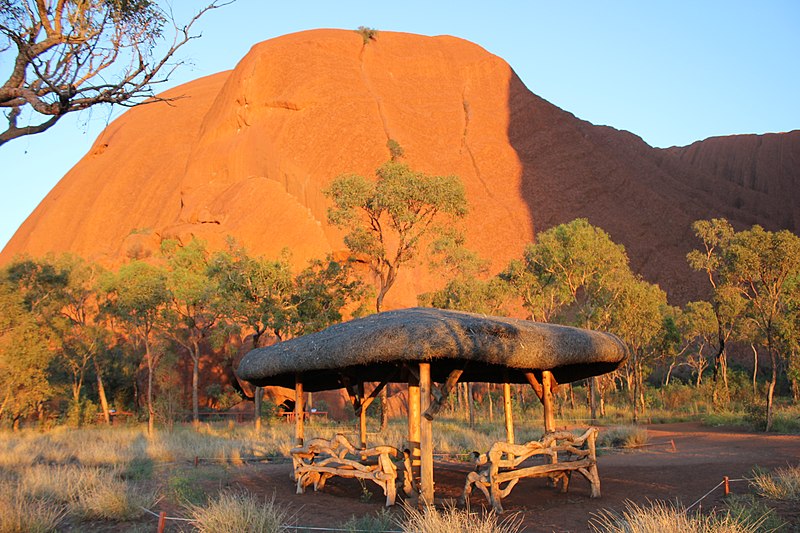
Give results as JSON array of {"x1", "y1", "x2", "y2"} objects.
[
  {"x1": 664, "y1": 131, "x2": 800, "y2": 232},
  {"x1": 2, "y1": 29, "x2": 796, "y2": 305}
]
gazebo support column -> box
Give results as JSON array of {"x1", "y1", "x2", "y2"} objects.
[
  {"x1": 419, "y1": 362, "x2": 434, "y2": 504},
  {"x1": 294, "y1": 375, "x2": 304, "y2": 446},
  {"x1": 407, "y1": 370, "x2": 421, "y2": 496},
  {"x1": 358, "y1": 382, "x2": 367, "y2": 449},
  {"x1": 503, "y1": 381, "x2": 514, "y2": 445},
  {"x1": 542, "y1": 370, "x2": 555, "y2": 433}
]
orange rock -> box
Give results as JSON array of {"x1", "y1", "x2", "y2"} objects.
[{"x1": 2, "y1": 29, "x2": 796, "y2": 306}]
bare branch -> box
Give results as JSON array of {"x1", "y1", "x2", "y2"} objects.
[{"x1": 0, "y1": 0, "x2": 234, "y2": 148}]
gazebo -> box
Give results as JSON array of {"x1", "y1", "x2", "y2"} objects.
[{"x1": 237, "y1": 307, "x2": 628, "y2": 503}]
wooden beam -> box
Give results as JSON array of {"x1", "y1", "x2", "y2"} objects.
[
  {"x1": 407, "y1": 369, "x2": 421, "y2": 496},
  {"x1": 541, "y1": 370, "x2": 555, "y2": 433},
  {"x1": 468, "y1": 382, "x2": 475, "y2": 427},
  {"x1": 339, "y1": 374, "x2": 361, "y2": 412},
  {"x1": 295, "y1": 374, "x2": 305, "y2": 446},
  {"x1": 423, "y1": 368, "x2": 463, "y2": 420},
  {"x1": 524, "y1": 371, "x2": 544, "y2": 402},
  {"x1": 419, "y1": 362, "x2": 434, "y2": 504},
  {"x1": 503, "y1": 381, "x2": 514, "y2": 445},
  {"x1": 355, "y1": 379, "x2": 391, "y2": 416}
]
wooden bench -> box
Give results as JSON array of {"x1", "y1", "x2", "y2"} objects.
[
  {"x1": 290, "y1": 433, "x2": 412, "y2": 506},
  {"x1": 461, "y1": 427, "x2": 600, "y2": 513}
]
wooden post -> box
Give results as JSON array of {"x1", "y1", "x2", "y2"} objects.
[
  {"x1": 503, "y1": 381, "x2": 514, "y2": 445},
  {"x1": 358, "y1": 382, "x2": 367, "y2": 449},
  {"x1": 542, "y1": 370, "x2": 555, "y2": 433},
  {"x1": 408, "y1": 370, "x2": 421, "y2": 494},
  {"x1": 419, "y1": 362, "x2": 434, "y2": 504},
  {"x1": 467, "y1": 382, "x2": 475, "y2": 428},
  {"x1": 254, "y1": 386, "x2": 262, "y2": 431},
  {"x1": 294, "y1": 374, "x2": 304, "y2": 446}
]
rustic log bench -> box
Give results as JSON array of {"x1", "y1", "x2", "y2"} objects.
[
  {"x1": 461, "y1": 427, "x2": 600, "y2": 513},
  {"x1": 290, "y1": 433, "x2": 412, "y2": 506}
]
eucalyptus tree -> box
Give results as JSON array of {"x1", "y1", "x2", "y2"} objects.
[
  {"x1": 101, "y1": 260, "x2": 169, "y2": 436},
  {"x1": 725, "y1": 225, "x2": 800, "y2": 430},
  {"x1": 0, "y1": 265, "x2": 54, "y2": 429},
  {"x1": 161, "y1": 238, "x2": 229, "y2": 426},
  {"x1": 325, "y1": 160, "x2": 468, "y2": 313},
  {"x1": 0, "y1": 0, "x2": 231, "y2": 146},
  {"x1": 325, "y1": 160, "x2": 468, "y2": 429},
  {"x1": 46, "y1": 254, "x2": 115, "y2": 424},
  {"x1": 421, "y1": 230, "x2": 509, "y2": 315},
  {"x1": 503, "y1": 219, "x2": 634, "y2": 420},
  {"x1": 687, "y1": 218, "x2": 745, "y2": 400},
  {"x1": 211, "y1": 242, "x2": 365, "y2": 428},
  {"x1": 609, "y1": 276, "x2": 671, "y2": 421}
]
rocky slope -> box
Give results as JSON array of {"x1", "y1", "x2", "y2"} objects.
[{"x1": 2, "y1": 29, "x2": 797, "y2": 306}]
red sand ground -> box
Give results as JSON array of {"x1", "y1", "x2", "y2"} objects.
[{"x1": 222, "y1": 422, "x2": 799, "y2": 532}]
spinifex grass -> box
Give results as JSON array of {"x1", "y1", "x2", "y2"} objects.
[
  {"x1": 750, "y1": 465, "x2": 800, "y2": 501},
  {"x1": 589, "y1": 500, "x2": 769, "y2": 533}
]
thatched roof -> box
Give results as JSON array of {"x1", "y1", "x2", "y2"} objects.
[{"x1": 237, "y1": 307, "x2": 628, "y2": 392}]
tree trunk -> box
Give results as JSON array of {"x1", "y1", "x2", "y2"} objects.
[
  {"x1": 751, "y1": 344, "x2": 759, "y2": 398},
  {"x1": 94, "y1": 359, "x2": 111, "y2": 425},
  {"x1": 254, "y1": 386, "x2": 263, "y2": 430},
  {"x1": 632, "y1": 351, "x2": 640, "y2": 424},
  {"x1": 665, "y1": 362, "x2": 676, "y2": 386},
  {"x1": 146, "y1": 341, "x2": 155, "y2": 437},
  {"x1": 766, "y1": 343, "x2": 777, "y2": 432},
  {"x1": 192, "y1": 345, "x2": 200, "y2": 427},
  {"x1": 588, "y1": 377, "x2": 597, "y2": 423},
  {"x1": 380, "y1": 387, "x2": 389, "y2": 431}
]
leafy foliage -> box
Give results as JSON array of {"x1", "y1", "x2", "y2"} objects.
[{"x1": 326, "y1": 161, "x2": 467, "y2": 311}]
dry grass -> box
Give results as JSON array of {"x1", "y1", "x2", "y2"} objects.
[
  {"x1": 750, "y1": 465, "x2": 800, "y2": 501},
  {"x1": 589, "y1": 500, "x2": 769, "y2": 533},
  {"x1": 187, "y1": 490, "x2": 291, "y2": 533},
  {"x1": 597, "y1": 426, "x2": 649, "y2": 449},
  {"x1": 0, "y1": 482, "x2": 67, "y2": 533},
  {"x1": 400, "y1": 503, "x2": 523, "y2": 533}
]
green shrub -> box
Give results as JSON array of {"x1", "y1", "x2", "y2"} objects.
[
  {"x1": 340, "y1": 509, "x2": 395, "y2": 532},
  {"x1": 356, "y1": 26, "x2": 378, "y2": 44},
  {"x1": 387, "y1": 139, "x2": 404, "y2": 161}
]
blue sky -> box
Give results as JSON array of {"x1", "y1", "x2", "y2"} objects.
[{"x1": 1, "y1": 0, "x2": 798, "y2": 251}]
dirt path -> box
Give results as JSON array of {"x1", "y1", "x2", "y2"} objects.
[{"x1": 230, "y1": 422, "x2": 800, "y2": 532}]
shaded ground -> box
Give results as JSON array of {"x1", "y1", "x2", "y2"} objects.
[{"x1": 224, "y1": 422, "x2": 799, "y2": 532}]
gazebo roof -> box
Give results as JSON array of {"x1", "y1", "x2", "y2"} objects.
[{"x1": 237, "y1": 307, "x2": 628, "y2": 392}]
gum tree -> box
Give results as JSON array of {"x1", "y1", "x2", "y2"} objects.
[
  {"x1": 325, "y1": 160, "x2": 467, "y2": 429},
  {"x1": 0, "y1": 0, "x2": 231, "y2": 146}
]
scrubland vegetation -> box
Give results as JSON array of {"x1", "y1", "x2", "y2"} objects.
[
  {"x1": 0, "y1": 419, "x2": 796, "y2": 531},
  {"x1": 0, "y1": 160, "x2": 798, "y2": 530}
]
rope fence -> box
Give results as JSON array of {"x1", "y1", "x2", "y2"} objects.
[{"x1": 139, "y1": 473, "x2": 753, "y2": 532}]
